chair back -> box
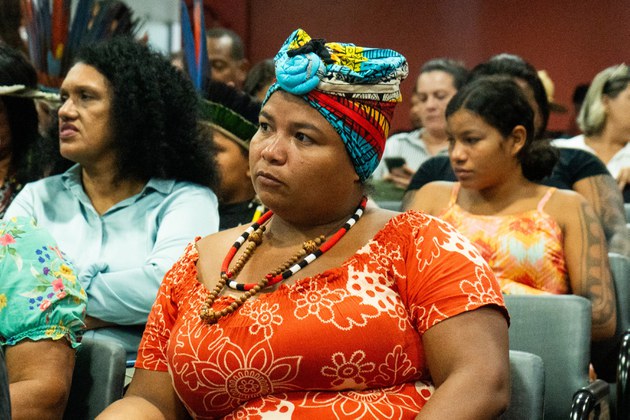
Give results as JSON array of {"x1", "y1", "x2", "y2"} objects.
[
  {"x1": 505, "y1": 294, "x2": 591, "y2": 419},
  {"x1": 63, "y1": 338, "x2": 126, "y2": 420},
  {"x1": 592, "y1": 252, "x2": 630, "y2": 382},
  {"x1": 500, "y1": 350, "x2": 545, "y2": 420}
]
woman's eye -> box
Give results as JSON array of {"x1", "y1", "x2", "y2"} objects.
[
  {"x1": 295, "y1": 132, "x2": 312, "y2": 143},
  {"x1": 465, "y1": 137, "x2": 480, "y2": 144},
  {"x1": 258, "y1": 122, "x2": 269, "y2": 132}
]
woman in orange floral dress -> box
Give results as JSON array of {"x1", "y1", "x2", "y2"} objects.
[
  {"x1": 408, "y1": 76, "x2": 616, "y2": 342},
  {"x1": 99, "y1": 29, "x2": 510, "y2": 419}
]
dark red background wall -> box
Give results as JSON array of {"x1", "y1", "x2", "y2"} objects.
[{"x1": 201, "y1": 0, "x2": 630, "y2": 134}]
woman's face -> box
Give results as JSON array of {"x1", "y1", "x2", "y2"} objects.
[
  {"x1": 414, "y1": 70, "x2": 457, "y2": 135},
  {"x1": 604, "y1": 83, "x2": 630, "y2": 136},
  {"x1": 58, "y1": 63, "x2": 114, "y2": 166},
  {"x1": 249, "y1": 91, "x2": 359, "y2": 221},
  {"x1": 213, "y1": 130, "x2": 253, "y2": 204},
  {"x1": 447, "y1": 109, "x2": 524, "y2": 190},
  {"x1": 0, "y1": 100, "x2": 12, "y2": 160}
]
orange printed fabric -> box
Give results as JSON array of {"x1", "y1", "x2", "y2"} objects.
[
  {"x1": 137, "y1": 211, "x2": 507, "y2": 419},
  {"x1": 439, "y1": 185, "x2": 569, "y2": 295}
]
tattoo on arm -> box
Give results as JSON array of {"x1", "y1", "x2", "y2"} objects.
[
  {"x1": 577, "y1": 200, "x2": 616, "y2": 337},
  {"x1": 578, "y1": 175, "x2": 629, "y2": 256}
]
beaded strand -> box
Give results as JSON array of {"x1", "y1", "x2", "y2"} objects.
[{"x1": 199, "y1": 196, "x2": 368, "y2": 324}]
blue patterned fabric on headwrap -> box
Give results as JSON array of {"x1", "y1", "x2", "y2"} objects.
[{"x1": 264, "y1": 29, "x2": 408, "y2": 181}]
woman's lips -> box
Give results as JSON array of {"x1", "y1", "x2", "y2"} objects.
[
  {"x1": 453, "y1": 168, "x2": 473, "y2": 179},
  {"x1": 256, "y1": 170, "x2": 284, "y2": 187},
  {"x1": 59, "y1": 123, "x2": 78, "y2": 139}
]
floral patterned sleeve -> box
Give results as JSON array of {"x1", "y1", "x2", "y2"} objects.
[
  {"x1": 394, "y1": 211, "x2": 508, "y2": 335},
  {"x1": 0, "y1": 216, "x2": 86, "y2": 348}
]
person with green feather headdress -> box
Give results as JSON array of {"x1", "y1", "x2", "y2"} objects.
[{"x1": 200, "y1": 80, "x2": 266, "y2": 230}]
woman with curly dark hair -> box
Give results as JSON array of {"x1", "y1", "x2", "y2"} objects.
[{"x1": 5, "y1": 37, "x2": 220, "y2": 359}]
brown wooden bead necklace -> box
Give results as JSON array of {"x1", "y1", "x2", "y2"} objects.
[{"x1": 199, "y1": 196, "x2": 368, "y2": 324}]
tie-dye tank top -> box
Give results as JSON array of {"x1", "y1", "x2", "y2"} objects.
[{"x1": 439, "y1": 184, "x2": 568, "y2": 295}]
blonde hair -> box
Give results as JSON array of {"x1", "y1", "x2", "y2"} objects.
[{"x1": 578, "y1": 64, "x2": 630, "y2": 136}]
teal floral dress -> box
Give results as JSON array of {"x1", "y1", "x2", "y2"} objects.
[{"x1": 0, "y1": 216, "x2": 86, "y2": 348}]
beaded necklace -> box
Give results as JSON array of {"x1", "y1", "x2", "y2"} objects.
[{"x1": 199, "y1": 196, "x2": 368, "y2": 324}]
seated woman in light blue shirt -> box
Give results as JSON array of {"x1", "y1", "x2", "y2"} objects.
[{"x1": 5, "y1": 38, "x2": 220, "y2": 358}]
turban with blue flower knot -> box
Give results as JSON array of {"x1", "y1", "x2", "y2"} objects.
[{"x1": 263, "y1": 29, "x2": 408, "y2": 181}]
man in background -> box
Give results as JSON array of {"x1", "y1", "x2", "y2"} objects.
[{"x1": 206, "y1": 27, "x2": 249, "y2": 88}]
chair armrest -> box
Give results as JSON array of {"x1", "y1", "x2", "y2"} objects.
[
  {"x1": 617, "y1": 330, "x2": 630, "y2": 420},
  {"x1": 570, "y1": 379, "x2": 610, "y2": 419}
]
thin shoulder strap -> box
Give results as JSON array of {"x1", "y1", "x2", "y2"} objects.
[
  {"x1": 448, "y1": 183, "x2": 461, "y2": 207},
  {"x1": 537, "y1": 187, "x2": 557, "y2": 212}
]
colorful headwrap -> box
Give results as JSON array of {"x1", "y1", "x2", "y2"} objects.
[{"x1": 264, "y1": 29, "x2": 408, "y2": 181}]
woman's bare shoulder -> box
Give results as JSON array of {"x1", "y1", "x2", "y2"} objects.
[
  {"x1": 406, "y1": 181, "x2": 455, "y2": 214},
  {"x1": 196, "y1": 226, "x2": 245, "y2": 254}
]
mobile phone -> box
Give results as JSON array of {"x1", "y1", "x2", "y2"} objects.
[{"x1": 384, "y1": 157, "x2": 406, "y2": 172}]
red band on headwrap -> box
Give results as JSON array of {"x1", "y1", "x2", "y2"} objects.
[{"x1": 306, "y1": 90, "x2": 391, "y2": 159}]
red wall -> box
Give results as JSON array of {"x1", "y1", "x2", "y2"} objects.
[{"x1": 205, "y1": 0, "x2": 630, "y2": 133}]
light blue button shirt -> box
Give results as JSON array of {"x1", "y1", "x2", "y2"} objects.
[{"x1": 4, "y1": 165, "x2": 219, "y2": 355}]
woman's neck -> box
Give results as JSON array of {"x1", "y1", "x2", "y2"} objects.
[
  {"x1": 81, "y1": 165, "x2": 146, "y2": 215},
  {"x1": 420, "y1": 129, "x2": 449, "y2": 155},
  {"x1": 585, "y1": 128, "x2": 627, "y2": 163},
  {"x1": 265, "y1": 196, "x2": 364, "y2": 247},
  {"x1": 462, "y1": 171, "x2": 534, "y2": 214}
]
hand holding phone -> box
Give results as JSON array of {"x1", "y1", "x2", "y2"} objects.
[{"x1": 384, "y1": 157, "x2": 406, "y2": 172}]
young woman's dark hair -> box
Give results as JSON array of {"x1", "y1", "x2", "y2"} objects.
[
  {"x1": 0, "y1": 45, "x2": 44, "y2": 184},
  {"x1": 469, "y1": 54, "x2": 550, "y2": 139},
  {"x1": 446, "y1": 76, "x2": 558, "y2": 181},
  {"x1": 74, "y1": 36, "x2": 219, "y2": 189},
  {"x1": 419, "y1": 58, "x2": 469, "y2": 91}
]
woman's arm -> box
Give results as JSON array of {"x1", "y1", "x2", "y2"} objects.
[
  {"x1": 417, "y1": 307, "x2": 510, "y2": 420},
  {"x1": 97, "y1": 369, "x2": 189, "y2": 419},
  {"x1": 557, "y1": 192, "x2": 617, "y2": 340},
  {"x1": 572, "y1": 174, "x2": 629, "y2": 256},
  {"x1": 81, "y1": 186, "x2": 219, "y2": 325},
  {"x1": 6, "y1": 339, "x2": 75, "y2": 420}
]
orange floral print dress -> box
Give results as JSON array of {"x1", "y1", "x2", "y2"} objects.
[{"x1": 136, "y1": 211, "x2": 507, "y2": 419}]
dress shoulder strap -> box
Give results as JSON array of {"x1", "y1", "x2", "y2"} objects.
[
  {"x1": 448, "y1": 183, "x2": 461, "y2": 207},
  {"x1": 537, "y1": 187, "x2": 557, "y2": 212}
]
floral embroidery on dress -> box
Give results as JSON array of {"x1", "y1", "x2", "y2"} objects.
[
  {"x1": 321, "y1": 350, "x2": 375, "y2": 390},
  {"x1": 0, "y1": 217, "x2": 86, "y2": 348},
  {"x1": 137, "y1": 212, "x2": 506, "y2": 418}
]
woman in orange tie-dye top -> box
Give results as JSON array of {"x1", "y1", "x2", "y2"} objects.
[{"x1": 408, "y1": 76, "x2": 616, "y2": 341}]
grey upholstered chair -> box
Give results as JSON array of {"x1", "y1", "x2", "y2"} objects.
[
  {"x1": 500, "y1": 350, "x2": 545, "y2": 420},
  {"x1": 63, "y1": 338, "x2": 126, "y2": 420},
  {"x1": 504, "y1": 294, "x2": 609, "y2": 419}
]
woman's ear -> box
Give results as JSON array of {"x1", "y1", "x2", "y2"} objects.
[{"x1": 509, "y1": 125, "x2": 527, "y2": 156}]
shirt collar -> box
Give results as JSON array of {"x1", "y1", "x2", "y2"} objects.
[{"x1": 61, "y1": 164, "x2": 177, "y2": 200}]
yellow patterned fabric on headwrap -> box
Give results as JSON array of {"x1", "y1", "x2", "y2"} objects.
[{"x1": 265, "y1": 29, "x2": 408, "y2": 181}]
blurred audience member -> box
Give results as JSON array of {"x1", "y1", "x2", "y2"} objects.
[
  {"x1": 200, "y1": 80, "x2": 265, "y2": 229},
  {"x1": 372, "y1": 58, "x2": 468, "y2": 189},
  {"x1": 206, "y1": 27, "x2": 249, "y2": 88},
  {"x1": 554, "y1": 64, "x2": 630, "y2": 201},
  {"x1": 0, "y1": 44, "x2": 62, "y2": 218},
  {"x1": 243, "y1": 58, "x2": 275, "y2": 101}
]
